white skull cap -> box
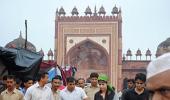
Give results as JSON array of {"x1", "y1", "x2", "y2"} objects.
[{"x1": 147, "y1": 53, "x2": 170, "y2": 79}]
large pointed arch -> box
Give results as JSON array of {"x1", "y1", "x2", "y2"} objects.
[{"x1": 65, "y1": 39, "x2": 110, "y2": 79}]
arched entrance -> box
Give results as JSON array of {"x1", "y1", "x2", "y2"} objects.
[{"x1": 65, "y1": 39, "x2": 109, "y2": 79}]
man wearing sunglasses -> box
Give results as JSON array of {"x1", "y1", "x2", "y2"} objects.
[
  {"x1": 146, "y1": 53, "x2": 170, "y2": 100},
  {"x1": 122, "y1": 73, "x2": 149, "y2": 100}
]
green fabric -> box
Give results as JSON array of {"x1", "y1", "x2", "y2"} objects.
[
  {"x1": 98, "y1": 74, "x2": 109, "y2": 81},
  {"x1": 107, "y1": 84, "x2": 114, "y2": 91},
  {"x1": 98, "y1": 74, "x2": 114, "y2": 91}
]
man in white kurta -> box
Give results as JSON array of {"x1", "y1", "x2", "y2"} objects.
[
  {"x1": 59, "y1": 86, "x2": 87, "y2": 100},
  {"x1": 59, "y1": 77, "x2": 88, "y2": 100},
  {"x1": 24, "y1": 72, "x2": 54, "y2": 100}
]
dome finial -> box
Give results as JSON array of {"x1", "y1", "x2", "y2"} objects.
[
  {"x1": 56, "y1": 8, "x2": 59, "y2": 16},
  {"x1": 93, "y1": 5, "x2": 97, "y2": 16},
  {"x1": 39, "y1": 48, "x2": 44, "y2": 56},
  {"x1": 71, "y1": 6, "x2": 79, "y2": 16},
  {"x1": 112, "y1": 5, "x2": 119, "y2": 15},
  {"x1": 98, "y1": 5, "x2": 106, "y2": 15},
  {"x1": 146, "y1": 48, "x2": 151, "y2": 56},
  {"x1": 19, "y1": 30, "x2": 22, "y2": 38},
  {"x1": 48, "y1": 48, "x2": 54, "y2": 56},
  {"x1": 59, "y1": 6, "x2": 66, "y2": 16},
  {"x1": 85, "y1": 6, "x2": 92, "y2": 16}
]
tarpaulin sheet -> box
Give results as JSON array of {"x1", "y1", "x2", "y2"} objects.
[{"x1": 0, "y1": 47, "x2": 43, "y2": 79}]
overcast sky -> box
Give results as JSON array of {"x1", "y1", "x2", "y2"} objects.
[{"x1": 0, "y1": 0, "x2": 170, "y2": 60}]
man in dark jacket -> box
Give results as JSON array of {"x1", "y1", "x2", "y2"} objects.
[{"x1": 122, "y1": 73, "x2": 149, "y2": 100}]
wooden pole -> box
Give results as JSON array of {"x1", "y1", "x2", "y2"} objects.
[{"x1": 25, "y1": 20, "x2": 27, "y2": 49}]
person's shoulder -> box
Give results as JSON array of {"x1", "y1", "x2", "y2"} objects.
[
  {"x1": 122, "y1": 88, "x2": 133, "y2": 96},
  {"x1": 94, "y1": 90, "x2": 100, "y2": 97},
  {"x1": 1, "y1": 89, "x2": 7, "y2": 95},
  {"x1": 144, "y1": 88, "x2": 150, "y2": 94},
  {"x1": 84, "y1": 85, "x2": 90, "y2": 91},
  {"x1": 85, "y1": 85, "x2": 96, "y2": 91},
  {"x1": 125, "y1": 88, "x2": 133, "y2": 92},
  {"x1": 59, "y1": 88, "x2": 67, "y2": 97},
  {"x1": 45, "y1": 85, "x2": 52, "y2": 90},
  {"x1": 85, "y1": 85, "x2": 98, "y2": 90},
  {"x1": 16, "y1": 90, "x2": 24, "y2": 97},
  {"x1": 26, "y1": 83, "x2": 37, "y2": 92},
  {"x1": 60, "y1": 87, "x2": 67, "y2": 93},
  {"x1": 75, "y1": 86, "x2": 82, "y2": 89},
  {"x1": 15, "y1": 89, "x2": 23, "y2": 94},
  {"x1": 0, "y1": 95, "x2": 2, "y2": 100},
  {"x1": 84, "y1": 85, "x2": 90, "y2": 89},
  {"x1": 75, "y1": 86, "x2": 84, "y2": 92},
  {"x1": 95, "y1": 90, "x2": 100, "y2": 94},
  {"x1": 144, "y1": 88, "x2": 149, "y2": 92},
  {"x1": 45, "y1": 83, "x2": 52, "y2": 88},
  {"x1": 28, "y1": 84, "x2": 35, "y2": 90},
  {"x1": 107, "y1": 89, "x2": 115, "y2": 97}
]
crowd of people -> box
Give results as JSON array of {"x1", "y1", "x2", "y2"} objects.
[
  {"x1": 0, "y1": 72, "x2": 119, "y2": 100},
  {"x1": 0, "y1": 52, "x2": 170, "y2": 100}
]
